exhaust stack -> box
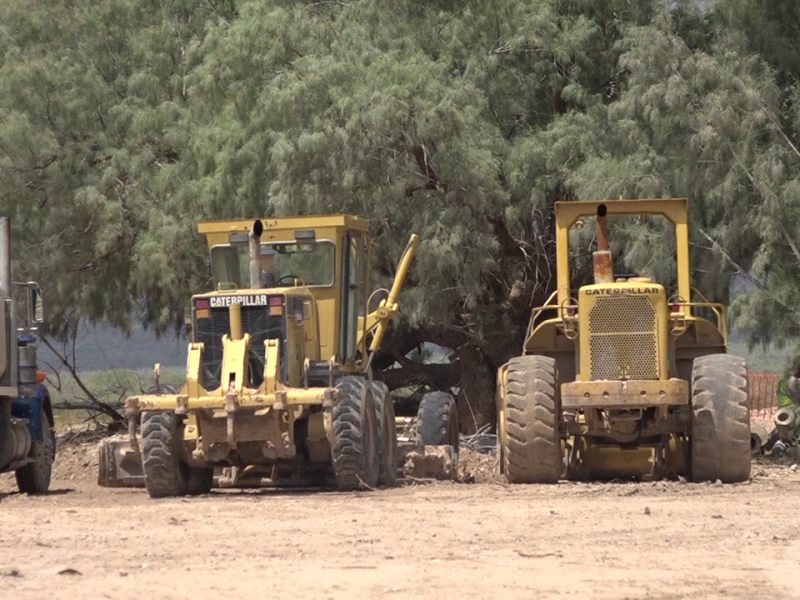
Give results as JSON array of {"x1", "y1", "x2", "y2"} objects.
[
  {"x1": 593, "y1": 204, "x2": 614, "y2": 284},
  {"x1": 249, "y1": 219, "x2": 264, "y2": 290},
  {"x1": 0, "y1": 217, "x2": 15, "y2": 389},
  {"x1": 0, "y1": 217, "x2": 9, "y2": 300}
]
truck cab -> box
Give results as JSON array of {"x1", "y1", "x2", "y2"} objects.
[{"x1": 0, "y1": 216, "x2": 52, "y2": 494}]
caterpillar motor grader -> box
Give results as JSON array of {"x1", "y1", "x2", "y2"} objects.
[
  {"x1": 497, "y1": 198, "x2": 751, "y2": 483},
  {"x1": 99, "y1": 215, "x2": 458, "y2": 497}
]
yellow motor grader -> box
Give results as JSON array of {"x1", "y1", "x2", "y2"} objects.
[
  {"x1": 496, "y1": 198, "x2": 751, "y2": 483},
  {"x1": 98, "y1": 215, "x2": 457, "y2": 497}
]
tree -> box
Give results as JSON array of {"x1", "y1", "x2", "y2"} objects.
[
  {"x1": 4, "y1": 0, "x2": 796, "y2": 430},
  {"x1": 574, "y1": 1, "x2": 800, "y2": 352},
  {"x1": 0, "y1": 0, "x2": 233, "y2": 415},
  {"x1": 182, "y1": 0, "x2": 659, "y2": 428}
]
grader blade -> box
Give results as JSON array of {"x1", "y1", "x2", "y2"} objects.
[{"x1": 97, "y1": 437, "x2": 144, "y2": 488}]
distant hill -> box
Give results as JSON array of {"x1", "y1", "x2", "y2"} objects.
[
  {"x1": 32, "y1": 320, "x2": 790, "y2": 377},
  {"x1": 37, "y1": 324, "x2": 187, "y2": 374}
]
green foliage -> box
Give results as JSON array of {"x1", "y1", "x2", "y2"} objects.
[
  {"x1": 50, "y1": 366, "x2": 185, "y2": 426},
  {"x1": 181, "y1": 0, "x2": 658, "y2": 358},
  {"x1": 0, "y1": 0, "x2": 227, "y2": 339},
  {"x1": 4, "y1": 0, "x2": 800, "y2": 380},
  {"x1": 572, "y1": 1, "x2": 800, "y2": 348}
]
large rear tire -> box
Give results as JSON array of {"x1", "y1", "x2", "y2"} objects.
[
  {"x1": 370, "y1": 381, "x2": 398, "y2": 487},
  {"x1": 416, "y1": 391, "x2": 459, "y2": 456},
  {"x1": 501, "y1": 355, "x2": 562, "y2": 483},
  {"x1": 690, "y1": 354, "x2": 751, "y2": 483},
  {"x1": 141, "y1": 411, "x2": 189, "y2": 498},
  {"x1": 15, "y1": 401, "x2": 55, "y2": 494},
  {"x1": 331, "y1": 377, "x2": 380, "y2": 490}
]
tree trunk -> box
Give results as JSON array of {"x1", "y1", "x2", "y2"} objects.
[{"x1": 454, "y1": 343, "x2": 496, "y2": 433}]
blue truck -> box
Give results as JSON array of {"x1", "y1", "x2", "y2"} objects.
[{"x1": 0, "y1": 216, "x2": 53, "y2": 494}]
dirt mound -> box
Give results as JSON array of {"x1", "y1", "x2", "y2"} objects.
[
  {"x1": 401, "y1": 446, "x2": 503, "y2": 484},
  {"x1": 403, "y1": 446, "x2": 458, "y2": 480},
  {"x1": 456, "y1": 448, "x2": 503, "y2": 484},
  {"x1": 52, "y1": 427, "x2": 104, "y2": 482}
]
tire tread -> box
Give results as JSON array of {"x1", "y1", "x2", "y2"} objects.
[
  {"x1": 502, "y1": 355, "x2": 561, "y2": 484},
  {"x1": 416, "y1": 391, "x2": 459, "y2": 453},
  {"x1": 141, "y1": 411, "x2": 189, "y2": 498},
  {"x1": 332, "y1": 377, "x2": 379, "y2": 490},
  {"x1": 371, "y1": 381, "x2": 398, "y2": 487},
  {"x1": 691, "y1": 354, "x2": 751, "y2": 483},
  {"x1": 15, "y1": 402, "x2": 54, "y2": 494}
]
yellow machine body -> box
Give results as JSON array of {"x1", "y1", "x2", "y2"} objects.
[
  {"x1": 99, "y1": 215, "x2": 419, "y2": 489},
  {"x1": 197, "y1": 214, "x2": 385, "y2": 374},
  {"x1": 497, "y1": 198, "x2": 737, "y2": 481}
]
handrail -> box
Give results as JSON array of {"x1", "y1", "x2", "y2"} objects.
[
  {"x1": 669, "y1": 300, "x2": 727, "y2": 346},
  {"x1": 526, "y1": 291, "x2": 580, "y2": 342},
  {"x1": 688, "y1": 286, "x2": 722, "y2": 322}
]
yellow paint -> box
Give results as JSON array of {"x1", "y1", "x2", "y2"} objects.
[
  {"x1": 186, "y1": 343, "x2": 205, "y2": 398},
  {"x1": 199, "y1": 215, "x2": 370, "y2": 365},
  {"x1": 364, "y1": 234, "x2": 420, "y2": 356},
  {"x1": 184, "y1": 413, "x2": 199, "y2": 441},
  {"x1": 130, "y1": 388, "x2": 335, "y2": 411},
  {"x1": 192, "y1": 215, "x2": 418, "y2": 380},
  {"x1": 307, "y1": 412, "x2": 326, "y2": 439},
  {"x1": 575, "y1": 440, "x2": 656, "y2": 480},
  {"x1": 664, "y1": 435, "x2": 687, "y2": 476},
  {"x1": 577, "y1": 282, "x2": 668, "y2": 382},
  {"x1": 263, "y1": 339, "x2": 280, "y2": 394},
  {"x1": 229, "y1": 303, "x2": 242, "y2": 341},
  {"x1": 561, "y1": 378, "x2": 688, "y2": 408},
  {"x1": 495, "y1": 364, "x2": 509, "y2": 456},
  {"x1": 220, "y1": 334, "x2": 250, "y2": 394},
  {"x1": 554, "y1": 198, "x2": 690, "y2": 309},
  {"x1": 523, "y1": 198, "x2": 728, "y2": 371}
]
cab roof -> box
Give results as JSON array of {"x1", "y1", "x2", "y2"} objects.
[{"x1": 198, "y1": 215, "x2": 371, "y2": 236}]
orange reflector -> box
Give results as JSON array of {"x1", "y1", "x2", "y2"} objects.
[
  {"x1": 196, "y1": 308, "x2": 210, "y2": 319},
  {"x1": 269, "y1": 306, "x2": 283, "y2": 316},
  {"x1": 36, "y1": 371, "x2": 46, "y2": 383}
]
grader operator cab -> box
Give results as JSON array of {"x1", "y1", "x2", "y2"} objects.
[
  {"x1": 497, "y1": 198, "x2": 751, "y2": 483},
  {"x1": 98, "y1": 215, "x2": 457, "y2": 497}
]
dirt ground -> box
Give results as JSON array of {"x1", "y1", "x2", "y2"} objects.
[{"x1": 1, "y1": 433, "x2": 800, "y2": 600}]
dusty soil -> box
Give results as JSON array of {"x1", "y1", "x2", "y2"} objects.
[{"x1": 1, "y1": 433, "x2": 800, "y2": 600}]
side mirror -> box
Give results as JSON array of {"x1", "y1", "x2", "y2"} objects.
[{"x1": 27, "y1": 283, "x2": 43, "y2": 325}]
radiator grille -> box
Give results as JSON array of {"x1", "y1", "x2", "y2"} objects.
[
  {"x1": 588, "y1": 296, "x2": 659, "y2": 380},
  {"x1": 194, "y1": 305, "x2": 287, "y2": 389}
]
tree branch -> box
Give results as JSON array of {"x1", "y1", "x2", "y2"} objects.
[
  {"x1": 697, "y1": 228, "x2": 766, "y2": 291},
  {"x1": 781, "y1": 225, "x2": 800, "y2": 270},
  {"x1": 40, "y1": 335, "x2": 125, "y2": 422}
]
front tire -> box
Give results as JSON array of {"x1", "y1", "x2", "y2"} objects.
[
  {"x1": 416, "y1": 391, "x2": 459, "y2": 457},
  {"x1": 370, "y1": 381, "x2": 398, "y2": 487},
  {"x1": 501, "y1": 355, "x2": 562, "y2": 484},
  {"x1": 690, "y1": 354, "x2": 751, "y2": 483},
  {"x1": 331, "y1": 377, "x2": 380, "y2": 490},
  {"x1": 141, "y1": 411, "x2": 189, "y2": 498},
  {"x1": 16, "y1": 401, "x2": 55, "y2": 494}
]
